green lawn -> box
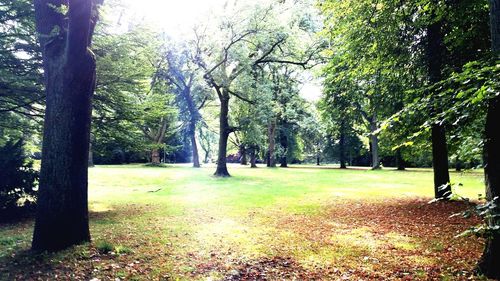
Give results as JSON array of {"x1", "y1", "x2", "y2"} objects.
[{"x1": 0, "y1": 164, "x2": 488, "y2": 280}]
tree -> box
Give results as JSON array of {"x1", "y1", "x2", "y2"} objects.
[
  {"x1": 192, "y1": 1, "x2": 320, "y2": 176},
  {"x1": 300, "y1": 108, "x2": 326, "y2": 165},
  {"x1": 193, "y1": 5, "x2": 287, "y2": 176},
  {"x1": 32, "y1": 0, "x2": 102, "y2": 251},
  {"x1": 161, "y1": 40, "x2": 211, "y2": 168},
  {"x1": 425, "y1": 0, "x2": 451, "y2": 199},
  {"x1": 0, "y1": 0, "x2": 44, "y2": 149},
  {"x1": 91, "y1": 26, "x2": 158, "y2": 165},
  {"x1": 477, "y1": 0, "x2": 500, "y2": 277},
  {"x1": 0, "y1": 139, "x2": 38, "y2": 218}
]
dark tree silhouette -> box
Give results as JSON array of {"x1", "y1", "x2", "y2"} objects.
[
  {"x1": 477, "y1": 0, "x2": 500, "y2": 277},
  {"x1": 32, "y1": 0, "x2": 101, "y2": 251}
]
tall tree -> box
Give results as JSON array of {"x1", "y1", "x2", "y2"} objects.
[
  {"x1": 32, "y1": 0, "x2": 102, "y2": 251},
  {"x1": 477, "y1": 0, "x2": 500, "y2": 277},
  {"x1": 426, "y1": 2, "x2": 451, "y2": 199},
  {"x1": 161, "y1": 41, "x2": 210, "y2": 168}
]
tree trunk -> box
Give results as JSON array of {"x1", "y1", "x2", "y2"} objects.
[
  {"x1": 279, "y1": 127, "x2": 288, "y2": 168},
  {"x1": 339, "y1": 120, "x2": 347, "y2": 169},
  {"x1": 268, "y1": 119, "x2": 276, "y2": 167},
  {"x1": 88, "y1": 142, "x2": 94, "y2": 167},
  {"x1": 396, "y1": 149, "x2": 405, "y2": 171},
  {"x1": 215, "y1": 94, "x2": 230, "y2": 177},
  {"x1": 151, "y1": 148, "x2": 161, "y2": 164},
  {"x1": 431, "y1": 125, "x2": 451, "y2": 198},
  {"x1": 240, "y1": 145, "x2": 248, "y2": 165},
  {"x1": 455, "y1": 158, "x2": 462, "y2": 172},
  {"x1": 32, "y1": 0, "x2": 98, "y2": 251},
  {"x1": 181, "y1": 86, "x2": 201, "y2": 168},
  {"x1": 189, "y1": 122, "x2": 200, "y2": 168},
  {"x1": 316, "y1": 154, "x2": 320, "y2": 166},
  {"x1": 204, "y1": 151, "x2": 210, "y2": 164},
  {"x1": 369, "y1": 117, "x2": 380, "y2": 170},
  {"x1": 477, "y1": 1, "x2": 500, "y2": 277},
  {"x1": 427, "y1": 13, "x2": 451, "y2": 199},
  {"x1": 478, "y1": 95, "x2": 500, "y2": 278},
  {"x1": 250, "y1": 147, "x2": 257, "y2": 168}
]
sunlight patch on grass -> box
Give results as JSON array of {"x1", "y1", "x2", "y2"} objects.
[
  {"x1": 385, "y1": 232, "x2": 419, "y2": 251},
  {"x1": 332, "y1": 228, "x2": 380, "y2": 251},
  {"x1": 89, "y1": 202, "x2": 113, "y2": 213}
]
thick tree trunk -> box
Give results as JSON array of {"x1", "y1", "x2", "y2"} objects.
[
  {"x1": 151, "y1": 148, "x2": 161, "y2": 164},
  {"x1": 32, "y1": 0, "x2": 98, "y2": 251},
  {"x1": 189, "y1": 122, "x2": 200, "y2": 168},
  {"x1": 339, "y1": 120, "x2": 347, "y2": 169},
  {"x1": 240, "y1": 145, "x2": 248, "y2": 165},
  {"x1": 477, "y1": 94, "x2": 500, "y2": 279},
  {"x1": 215, "y1": 95, "x2": 230, "y2": 177},
  {"x1": 250, "y1": 148, "x2": 257, "y2": 168},
  {"x1": 396, "y1": 149, "x2": 405, "y2": 171},
  {"x1": 370, "y1": 117, "x2": 380, "y2": 170},
  {"x1": 477, "y1": 1, "x2": 500, "y2": 277},
  {"x1": 267, "y1": 119, "x2": 276, "y2": 167},
  {"x1": 427, "y1": 14, "x2": 451, "y2": 199},
  {"x1": 431, "y1": 125, "x2": 451, "y2": 198}
]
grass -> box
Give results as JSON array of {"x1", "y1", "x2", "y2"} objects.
[{"x1": 0, "y1": 164, "x2": 488, "y2": 280}]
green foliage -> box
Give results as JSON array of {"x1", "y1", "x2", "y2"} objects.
[
  {"x1": 0, "y1": 0, "x2": 44, "y2": 148},
  {"x1": 456, "y1": 197, "x2": 500, "y2": 239},
  {"x1": 95, "y1": 240, "x2": 114, "y2": 254},
  {"x1": 0, "y1": 139, "x2": 38, "y2": 215}
]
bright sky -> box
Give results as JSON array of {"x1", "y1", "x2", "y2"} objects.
[
  {"x1": 116, "y1": 0, "x2": 235, "y2": 36},
  {"x1": 113, "y1": 0, "x2": 323, "y2": 102}
]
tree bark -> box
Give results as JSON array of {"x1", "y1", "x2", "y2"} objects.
[
  {"x1": 396, "y1": 149, "x2": 405, "y2": 171},
  {"x1": 279, "y1": 128, "x2": 288, "y2": 168},
  {"x1": 182, "y1": 87, "x2": 201, "y2": 168},
  {"x1": 189, "y1": 122, "x2": 200, "y2": 168},
  {"x1": 369, "y1": 116, "x2": 380, "y2": 170},
  {"x1": 250, "y1": 147, "x2": 257, "y2": 168},
  {"x1": 477, "y1": 95, "x2": 500, "y2": 278},
  {"x1": 32, "y1": 0, "x2": 99, "y2": 251},
  {"x1": 240, "y1": 145, "x2": 248, "y2": 165},
  {"x1": 427, "y1": 13, "x2": 451, "y2": 199},
  {"x1": 267, "y1": 119, "x2": 276, "y2": 167},
  {"x1": 214, "y1": 92, "x2": 230, "y2": 177},
  {"x1": 431, "y1": 125, "x2": 451, "y2": 198},
  {"x1": 339, "y1": 119, "x2": 347, "y2": 169},
  {"x1": 477, "y1": 0, "x2": 500, "y2": 277},
  {"x1": 204, "y1": 151, "x2": 210, "y2": 164},
  {"x1": 151, "y1": 148, "x2": 161, "y2": 164},
  {"x1": 88, "y1": 142, "x2": 94, "y2": 167}
]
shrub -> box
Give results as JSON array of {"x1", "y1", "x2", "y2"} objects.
[{"x1": 0, "y1": 139, "x2": 39, "y2": 217}]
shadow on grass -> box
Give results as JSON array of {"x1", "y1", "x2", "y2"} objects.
[{"x1": 0, "y1": 204, "x2": 151, "y2": 280}]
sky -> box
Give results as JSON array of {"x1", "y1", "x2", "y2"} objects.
[
  {"x1": 111, "y1": 0, "x2": 323, "y2": 102},
  {"x1": 117, "y1": 0, "x2": 225, "y2": 36}
]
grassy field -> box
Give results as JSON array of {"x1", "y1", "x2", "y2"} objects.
[{"x1": 0, "y1": 164, "x2": 488, "y2": 280}]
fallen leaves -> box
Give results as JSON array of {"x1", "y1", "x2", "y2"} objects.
[{"x1": 0, "y1": 198, "x2": 488, "y2": 280}]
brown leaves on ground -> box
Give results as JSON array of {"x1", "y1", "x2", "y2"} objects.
[{"x1": 0, "y1": 199, "x2": 488, "y2": 280}]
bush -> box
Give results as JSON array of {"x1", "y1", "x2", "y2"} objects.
[{"x1": 0, "y1": 139, "x2": 39, "y2": 217}]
